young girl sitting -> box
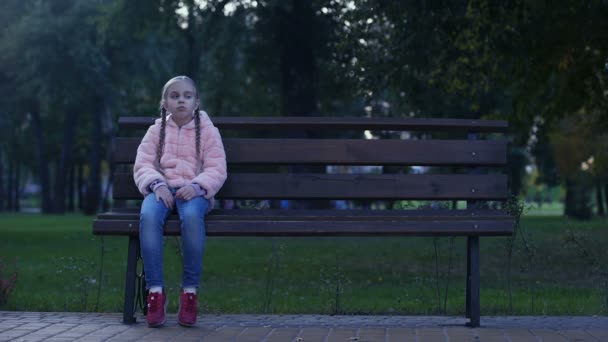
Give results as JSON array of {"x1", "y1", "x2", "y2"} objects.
[{"x1": 133, "y1": 75, "x2": 227, "y2": 327}]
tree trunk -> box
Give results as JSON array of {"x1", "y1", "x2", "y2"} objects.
[
  {"x1": 77, "y1": 162, "x2": 84, "y2": 211},
  {"x1": 596, "y1": 182, "x2": 605, "y2": 216},
  {"x1": 564, "y1": 176, "x2": 592, "y2": 220},
  {"x1": 7, "y1": 158, "x2": 13, "y2": 211},
  {"x1": 101, "y1": 170, "x2": 112, "y2": 212},
  {"x1": 184, "y1": 0, "x2": 201, "y2": 78},
  {"x1": 277, "y1": 0, "x2": 328, "y2": 209},
  {"x1": 182, "y1": 0, "x2": 228, "y2": 77},
  {"x1": 605, "y1": 183, "x2": 608, "y2": 218},
  {"x1": 507, "y1": 148, "x2": 527, "y2": 198},
  {"x1": 84, "y1": 102, "x2": 106, "y2": 215},
  {"x1": 279, "y1": 0, "x2": 317, "y2": 118},
  {"x1": 31, "y1": 108, "x2": 52, "y2": 213},
  {"x1": 564, "y1": 177, "x2": 576, "y2": 217},
  {"x1": 14, "y1": 162, "x2": 20, "y2": 212},
  {"x1": 0, "y1": 150, "x2": 4, "y2": 211},
  {"x1": 68, "y1": 163, "x2": 75, "y2": 211},
  {"x1": 100, "y1": 98, "x2": 114, "y2": 212},
  {"x1": 53, "y1": 110, "x2": 77, "y2": 214}
]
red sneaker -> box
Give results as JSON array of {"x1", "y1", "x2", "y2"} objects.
[
  {"x1": 178, "y1": 291, "x2": 198, "y2": 327},
  {"x1": 146, "y1": 290, "x2": 167, "y2": 327}
]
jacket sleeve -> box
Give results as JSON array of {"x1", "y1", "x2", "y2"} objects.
[
  {"x1": 133, "y1": 124, "x2": 166, "y2": 196},
  {"x1": 192, "y1": 126, "x2": 227, "y2": 199}
]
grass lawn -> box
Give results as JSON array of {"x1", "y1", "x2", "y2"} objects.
[{"x1": 0, "y1": 212, "x2": 607, "y2": 316}]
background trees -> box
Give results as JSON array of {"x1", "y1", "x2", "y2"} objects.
[{"x1": 0, "y1": 0, "x2": 606, "y2": 218}]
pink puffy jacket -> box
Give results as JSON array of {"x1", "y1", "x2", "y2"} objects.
[{"x1": 133, "y1": 111, "x2": 227, "y2": 211}]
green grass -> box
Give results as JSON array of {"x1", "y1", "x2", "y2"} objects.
[
  {"x1": 0, "y1": 213, "x2": 607, "y2": 316},
  {"x1": 523, "y1": 201, "x2": 565, "y2": 216}
]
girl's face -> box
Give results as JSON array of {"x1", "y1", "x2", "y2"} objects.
[{"x1": 163, "y1": 80, "x2": 200, "y2": 124}]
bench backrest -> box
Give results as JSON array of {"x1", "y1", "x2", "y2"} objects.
[{"x1": 111, "y1": 117, "x2": 509, "y2": 206}]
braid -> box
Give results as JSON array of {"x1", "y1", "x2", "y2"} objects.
[
  {"x1": 194, "y1": 108, "x2": 201, "y2": 162},
  {"x1": 156, "y1": 107, "x2": 167, "y2": 172}
]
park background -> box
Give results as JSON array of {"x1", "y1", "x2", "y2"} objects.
[{"x1": 0, "y1": 0, "x2": 607, "y2": 316}]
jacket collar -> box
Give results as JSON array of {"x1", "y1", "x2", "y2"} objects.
[{"x1": 154, "y1": 111, "x2": 210, "y2": 130}]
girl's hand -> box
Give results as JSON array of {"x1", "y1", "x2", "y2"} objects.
[
  {"x1": 176, "y1": 185, "x2": 197, "y2": 201},
  {"x1": 154, "y1": 185, "x2": 174, "y2": 210}
]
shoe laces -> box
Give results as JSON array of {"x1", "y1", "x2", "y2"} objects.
[{"x1": 148, "y1": 293, "x2": 161, "y2": 312}]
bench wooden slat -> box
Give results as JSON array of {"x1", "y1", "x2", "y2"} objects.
[
  {"x1": 97, "y1": 208, "x2": 512, "y2": 220},
  {"x1": 93, "y1": 218, "x2": 514, "y2": 236},
  {"x1": 113, "y1": 138, "x2": 507, "y2": 166},
  {"x1": 118, "y1": 116, "x2": 508, "y2": 132},
  {"x1": 113, "y1": 173, "x2": 508, "y2": 200}
]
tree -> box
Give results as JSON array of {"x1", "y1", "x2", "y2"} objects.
[{"x1": 0, "y1": 0, "x2": 113, "y2": 213}]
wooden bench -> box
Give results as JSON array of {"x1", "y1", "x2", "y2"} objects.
[{"x1": 93, "y1": 116, "x2": 515, "y2": 327}]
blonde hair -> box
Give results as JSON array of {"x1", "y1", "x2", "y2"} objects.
[{"x1": 156, "y1": 76, "x2": 202, "y2": 171}]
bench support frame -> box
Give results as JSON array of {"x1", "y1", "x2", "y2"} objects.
[
  {"x1": 123, "y1": 236, "x2": 147, "y2": 324},
  {"x1": 120, "y1": 233, "x2": 483, "y2": 327},
  {"x1": 465, "y1": 236, "x2": 480, "y2": 327}
]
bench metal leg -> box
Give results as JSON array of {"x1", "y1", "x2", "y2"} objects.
[
  {"x1": 123, "y1": 236, "x2": 139, "y2": 324},
  {"x1": 465, "y1": 239, "x2": 471, "y2": 319},
  {"x1": 466, "y1": 236, "x2": 480, "y2": 327}
]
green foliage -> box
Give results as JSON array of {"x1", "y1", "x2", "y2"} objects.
[
  {"x1": 0, "y1": 258, "x2": 18, "y2": 307},
  {"x1": 1, "y1": 0, "x2": 110, "y2": 106},
  {"x1": 1, "y1": 0, "x2": 607, "y2": 216}
]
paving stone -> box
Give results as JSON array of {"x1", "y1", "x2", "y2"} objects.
[
  {"x1": 556, "y1": 329, "x2": 600, "y2": 342},
  {"x1": 294, "y1": 327, "x2": 331, "y2": 342},
  {"x1": 199, "y1": 326, "x2": 246, "y2": 341},
  {"x1": 586, "y1": 329, "x2": 608, "y2": 341},
  {"x1": 234, "y1": 326, "x2": 274, "y2": 341},
  {"x1": 447, "y1": 335, "x2": 478, "y2": 342},
  {"x1": 0, "y1": 330, "x2": 31, "y2": 340},
  {"x1": 325, "y1": 327, "x2": 359, "y2": 342},
  {"x1": 416, "y1": 327, "x2": 447, "y2": 342},
  {"x1": 386, "y1": 327, "x2": 416, "y2": 342},
  {"x1": 475, "y1": 328, "x2": 507, "y2": 342},
  {"x1": 501, "y1": 328, "x2": 539, "y2": 342},
  {"x1": 530, "y1": 328, "x2": 569, "y2": 341},
  {"x1": 444, "y1": 328, "x2": 476, "y2": 342},
  {"x1": 80, "y1": 332, "x2": 120, "y2": 339},
  {"x1": 179, "y1": 326, "x2": 217, "y2": 338},
  {"x1": 263, "y1": 327, "x2": 301, "y2": 342},
  {"x1": 3, "y1": 329, "x2": 43, "y2": 336},
  {"x1": 1, "y1": 311, "x2": 607, "y2": 342},
  {"x1": 78, "y1": 337, "x2": 113, "y2": 342},
  {"x1": 52, "y1": 332, "x2": 89, "y2": 338},
  {"x1": 9, "y1": 323, "x2": 49, "y2": 330},
  {"x1": 9, "y1": 334, "x2": 49, "y2": 342},
  {"x1": 357, "y1": 327, "x2": 387, "y2": 342}
]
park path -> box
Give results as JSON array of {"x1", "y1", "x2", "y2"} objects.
[{"x1": 1, "y1": 311, "x2": 607, "y2": 341}]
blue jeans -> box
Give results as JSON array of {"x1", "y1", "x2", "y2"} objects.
[{"x1": 139, "y1": 188, "x2": 209, "y2": 289}]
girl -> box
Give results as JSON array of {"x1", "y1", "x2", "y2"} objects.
[{"x1": 133, "y1": 76, "x2": 227, "y2": 327}]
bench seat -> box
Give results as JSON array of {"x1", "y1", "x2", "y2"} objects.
[{"x1": 94, "y1": 209, "x2": 514, "y2": 236}]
